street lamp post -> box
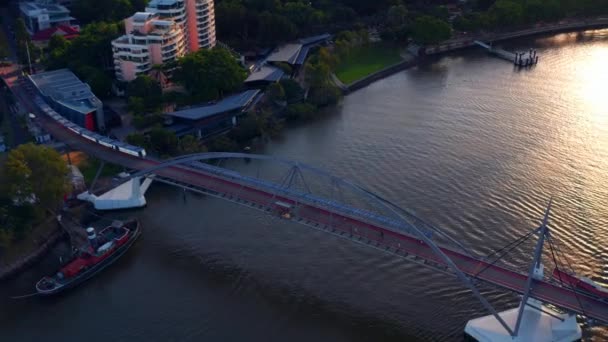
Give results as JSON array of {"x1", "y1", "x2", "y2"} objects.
[{"x1": 25, "y1": 41, "x2": 32, "y2": 74}]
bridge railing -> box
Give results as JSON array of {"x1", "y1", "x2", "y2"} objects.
[{"x1": 187, "y1": 161, "x2": 435, "y2": 240}]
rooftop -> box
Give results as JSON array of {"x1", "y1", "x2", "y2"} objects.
[
  {"x1": 31, "y1": 25, "x2": 79, "y2": 41},
  {"x1": 298, "y1": 33, "x2": 332, "y2": 46},
  {"x1": 167, "y1": 90, "x2": 261, "y2": 121},
  {"x1": 266, "y1": 44, "x2": 303, "y2": 65},
  {"x1": 244, "y1": 65, "x2": 285, "y2": 83},
  {"x1": 28, "y1": 69, "x2": 102, "y2": 115},
  {"x1": 132, "y1": 12, "x2": 158, "y2": 22},
  {"x1": 19, "y1": 2, "x2": 71, "y2": 15},
  {"x1": 147, "y1": 0, "x2": 182, "y2": 7},
  {"x1": 265, "y1": 34, "x2": 331, "y2": 66}
]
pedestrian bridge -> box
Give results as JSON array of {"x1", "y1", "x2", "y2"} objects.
[{"x1": 111, "y1": 153, "x2": 608, "y2": 334}]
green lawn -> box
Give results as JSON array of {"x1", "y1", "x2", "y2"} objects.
[
  {"x1": 78, "y1": 155, "x2": 124, "y2": 185},
  {"x1": 334, "y1": 45, "x2": 403, "y2": 85}
]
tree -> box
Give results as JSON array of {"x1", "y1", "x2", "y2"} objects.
[
  {"x1": 281, "y1": 2, "x2": 325, "y2": 28},
  {"x1": 256, "y1": 12, "x2": 298, "y2": 46},
  {"x1": 1, "y1": 144, "x2": 68, "y2": 210},
  {"x1": 229, "y1": 113, "x2": 262, "y2": 142},
  {"x1": 45, "y1": 21, "x2": 122, "y2": 97},
  {"x1": 430, "y1": 6, "x2": 450, "y2": 21},
  {"x1": 128, "y1": 97, "x2": 146, "y2": 115},
  {"x1": 68, "y1": 21, "x2": 121, "y2": 71},
  {"x1": 411, "y1": 16, "x2": 452, "y2": 45},
  {"x1": 280, "y1": 79, "x2": 304, "y2": 103},
  {"x1": 176, "y1": 48, "x2": 247, "y2": 101},
  {"x1": 127, "y1": 75, "x2": 163, "y2": 110},
  {"x1": 14, "y1": 18, "x2": 35, "y2": 66},
  {"x1": 48, "y1": 35, "x2": 70, "y2": 51},
  {"x1": 453, "y1": 13, "x2": 484, "y2": 32},
  {"x1": 387, "y1": 4, "x2": 408, "y2": 30},
  {"x1": 305, "y1": 57, "x2": 332, "y2": 88},
  {"x1": 308, "y1": 84, "x2": 341, "y2": 107},
  {"x1": 208, "y1": 135, "x2": 239, "y2": 152},
  {"x1": 216, "y1": 0, "x2": 248, "y2": 44},
  {"x1": 72, "y1": 0, "x2": 137, "y2": 24},
  {"x1": 148, "y1": 127, "x2": 178, "y2": 156},
  {"x1": 486, "y1": 0, "x2": 524, "y2": 28},
  {"x1": 74, "y1": 65, "x2": 113, "y2": 98},
  {"x1": 178, "y1": 135, "x2": 207, "y2": 155},
  {"x1": 126, "y1": 133, "x2": 147, "y2": 148},
  {"x1": 318, "y1": 47, "x2": 339, "y2": 69},
  {"x1": 286, "y1": 102, "x2": 317, "y2": 121},
  {"x1": 266, "y1": 82, "x2": 285, "y2": 102}
]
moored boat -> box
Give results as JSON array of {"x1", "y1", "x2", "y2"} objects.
[
  {"x1": 36, "y1": 219, "x2": 140, "y2": 295},
  {"x1": 552, "y1": 268, "x2": 608, "y2": 299}
]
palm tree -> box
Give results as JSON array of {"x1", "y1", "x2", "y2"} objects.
[{"x1": 149, "y1": 64, "x2": 169, "y2": 89}]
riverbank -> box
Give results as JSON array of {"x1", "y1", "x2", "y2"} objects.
[
  {"x1": 0, "y1": 216, "x2": 64, "y2": 280},
  {"x1": 339, "y1": 17, "x2": 608, "y2": 94},
  {"x1": 341, "y1": 55, "x2": 416, "y2": 94}
]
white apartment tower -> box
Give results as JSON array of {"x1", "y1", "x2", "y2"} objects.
[{"x1": 112, "y1": 0, "x2": 216, "y2": 82}]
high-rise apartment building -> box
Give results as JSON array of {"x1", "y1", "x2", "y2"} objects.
[{"x1": 112, "y1": 0, "x2": 216, "y2": 82}]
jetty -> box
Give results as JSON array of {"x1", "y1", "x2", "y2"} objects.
[{"x1": 474, "y1": 41, "x2": 539, "y2": 67}]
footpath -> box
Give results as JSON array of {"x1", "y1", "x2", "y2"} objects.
[{"x1": 333, "y1": 17, "x2": 608, "y2": 94}]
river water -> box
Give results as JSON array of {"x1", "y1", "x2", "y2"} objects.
[{"x1": 3, "y1": 30, "x2": 608, "y2": 341}]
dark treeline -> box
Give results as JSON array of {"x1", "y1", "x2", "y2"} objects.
[{"x1": 455, "y1": 0, "x2": 608, "y2": 32}]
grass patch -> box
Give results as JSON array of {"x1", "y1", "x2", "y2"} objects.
[
  {"x1": 66, "y1": 152, "x2": 124, "y2": 185},
  {"x1": 334, "y1": 44, "x2": 403, "y2": 85}
]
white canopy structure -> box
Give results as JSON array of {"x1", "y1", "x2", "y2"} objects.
[
  {"x1": 78, "y1": 176, "x2": 153, "y2": 210},
  {"x1": 465, "y1": 297, "x2": 582, "y2": 342}
]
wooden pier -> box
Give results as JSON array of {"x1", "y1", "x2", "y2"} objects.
[{"x1": 474, "y1": 41, "x2": 539, "y2": 67}]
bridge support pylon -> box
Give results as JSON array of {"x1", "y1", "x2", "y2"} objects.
[
  {"x1": 464, "y1": 200, "x2": 582, "y2": 341},
  {"x1": 77, "y1": 175, "x2": 154, "y2": 210}
]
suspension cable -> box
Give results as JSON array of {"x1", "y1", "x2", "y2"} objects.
[
  {"x1": 483, "y1": 228, "x2": 538, "y2": 262},
  {"x1": 549, "y1": 235, "x2": 588, "y2": 318},
  {"x1": 472, "y1": 229, "x2": 537, "y2": 279}
]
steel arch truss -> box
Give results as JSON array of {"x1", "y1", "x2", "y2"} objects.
[{"x1": 124, "y1": 152, "x2": 514, "y2": 334}]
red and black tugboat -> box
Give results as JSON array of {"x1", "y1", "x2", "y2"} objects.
[{"x1": 36, "y1": 219, "x2": 140, "y2": 295}]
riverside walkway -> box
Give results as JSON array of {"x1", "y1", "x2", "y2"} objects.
[{"x1": 425, "y1": 17, "x2": 608, "y2": 55}]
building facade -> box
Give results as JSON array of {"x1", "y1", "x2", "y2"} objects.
[
  {"x1": 112, "y1": 0, "x2": 216, "y2": 82},
  {"x1": 28, "y1": 69, "x2": 105, "y2": 131},
  {"x1": 112, "y1": 12, "x2": 187, "y2": 82},
  {"x1": 19, "y1": 1, "x2": 74, "y2": 34}
]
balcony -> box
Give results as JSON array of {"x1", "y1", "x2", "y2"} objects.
[
  {"x1": 136, "y1": 64, "x2": 151, "y2": 71},
  {"x1": 163, "y1": 44, "x2": 177, "y2": 53}
]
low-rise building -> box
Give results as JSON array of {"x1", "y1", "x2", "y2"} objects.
[
  {"x1": 31, "y1": 24, "x2": 79, "y2": 48},
  {"x1": 19, "y1": 1, "x2": 74, "y2": 34},
  {"x1": 266, "y1": 34, "x2": 332, "y2": 67},
  {"x1": 28, "y1": 69, "x2": 105, "y2": 131},
  {"x1": 164, "y1": 89, "x2": 261, "y2": 137}
]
